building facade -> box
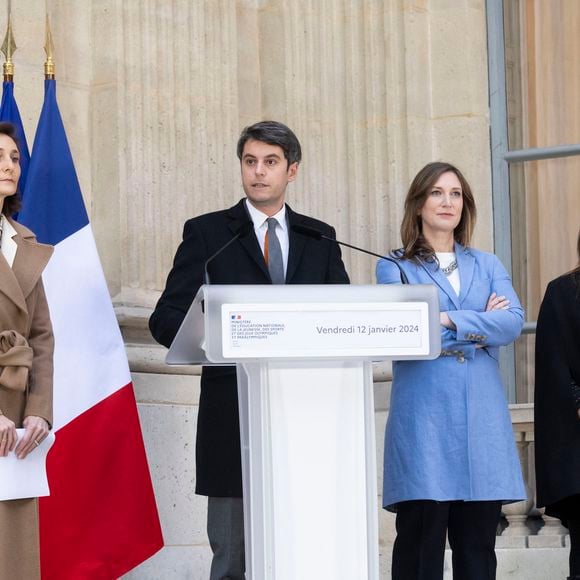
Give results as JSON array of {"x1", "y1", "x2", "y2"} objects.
[{"x1": 4, "y1": 1, "x2": 579, "y2": 577}]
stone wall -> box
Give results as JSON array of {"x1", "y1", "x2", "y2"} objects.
[
  {"x1": 2, "y1": 0, "x2": 494, "y2": 298},
  {"x1": 2, "y1": 2, "x2": 560, "y2": 578}
]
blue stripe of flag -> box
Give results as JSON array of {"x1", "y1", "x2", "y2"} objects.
[{"x1": 17, "y1": 79, "x2": 89, "y2": 246}]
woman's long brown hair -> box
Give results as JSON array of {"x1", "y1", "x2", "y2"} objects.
[{"x1": 399, "y1": 161, "x2": 477, "y2": 263}]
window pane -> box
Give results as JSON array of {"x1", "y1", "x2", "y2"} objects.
[
  {"x1": 509, "y1": 156, "x2": 580, "y2": 403},
  {"x1": 504, "y1": 0, "x2": 580, "y2": 150}
]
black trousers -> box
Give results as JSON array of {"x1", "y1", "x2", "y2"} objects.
[
  {"x1": 391, "y1": 500, "x2": 502, "y2": 580},
  {"x1": 569, "y1": 518, "x2": 580, "y2": 576}
]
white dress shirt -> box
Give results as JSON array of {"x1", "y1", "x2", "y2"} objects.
[
  {"x1": 245, "y1": 200, "x2": 289, "y2": 276},
  {"x1": 0, "y1": 215, "x2": 17, "y2": 268},
  {"x1": 436, "y1": 251, "x2": 460, "y2": 296}
]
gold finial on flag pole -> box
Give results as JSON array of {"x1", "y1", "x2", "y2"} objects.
[
  {"x1": 44, "y1": 14, "x2": 55, "y2": 79},
  {"x1": 1, "y1": 15, "x2": 17, "y2": 81}
]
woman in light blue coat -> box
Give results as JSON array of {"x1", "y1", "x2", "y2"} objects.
[{"x1": 376, "y1": 162, "x2": 526, "y2": 580}]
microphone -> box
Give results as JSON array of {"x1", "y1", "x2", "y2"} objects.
[
  {"x1": 291, "y1": 223, "x2": 409, "y2": 284},
  {"x1": 204, "y1": 220, "x2": 254, "y2": 284}
]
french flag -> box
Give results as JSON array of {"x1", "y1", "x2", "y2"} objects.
[{"x1": 18, "y1": 80, "x2": 163, "y2": 578}]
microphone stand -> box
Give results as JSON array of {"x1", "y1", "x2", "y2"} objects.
[{"x1": 291, "y1": 224, "x2": 409, "y2": 284}]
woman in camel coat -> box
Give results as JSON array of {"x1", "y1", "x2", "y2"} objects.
[{"x1": 0, "y1": 122, "x2": 54, "y2": 580}]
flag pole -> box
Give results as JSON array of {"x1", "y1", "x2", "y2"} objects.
[
  {"x1": 0, "y1": 12, "x2": 16, "y2": 81},
  {"x1": 44, "y1": 14, "x2": 55, "y2": 80},
  {"x1": 0, "y1": 4, "x2": 31, "y2": 200}
]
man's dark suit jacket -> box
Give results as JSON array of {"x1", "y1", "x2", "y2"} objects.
[{"x1": 149, "y1": 199, "x2": 350, "y2": 497}]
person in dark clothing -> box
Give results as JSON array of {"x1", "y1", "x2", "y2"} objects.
[
  {"x1": 535, "y1": 229, "x2": 580, "y2": 580},
  {"x1": 149, "y1": 120, "x2": 349, "y2": 580}
]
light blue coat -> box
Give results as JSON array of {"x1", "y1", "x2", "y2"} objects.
[{"x1": 376, "y1": 244, "x2": 526, "y2": 511}]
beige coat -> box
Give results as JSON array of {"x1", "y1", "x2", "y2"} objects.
[{"x1": 0, "y1": 217, "x2": 54, "y2": 580}]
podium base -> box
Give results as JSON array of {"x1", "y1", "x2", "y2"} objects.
[{"x1": 237, "y1": 360, "x2": 379, "y2": 580}]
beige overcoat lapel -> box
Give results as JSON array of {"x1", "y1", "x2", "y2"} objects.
[
  {"x1": 11, "y1": 224, "x2": 53, "y2": 299},
  {"x1": 0, "y1": 250, "x2": 27, "y2": 313},
  {"x1": 0, "y1": 218, "x2": 53, "y2": 316}
]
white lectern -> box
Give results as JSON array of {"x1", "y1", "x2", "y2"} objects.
[{"x1": 167, "y1": 284, "x2": 440, "y2": 580}]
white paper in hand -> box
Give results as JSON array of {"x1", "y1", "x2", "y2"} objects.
[{"x1": 0, "y1": 429, "x2": 56, "y2": 500}]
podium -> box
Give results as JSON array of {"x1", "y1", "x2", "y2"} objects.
[{"x1": 167, "y1": 284, "x2": 440, "y2": 580}]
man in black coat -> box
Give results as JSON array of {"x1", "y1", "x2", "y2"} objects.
[{"x1": 149, "y1": 121, "x2": 349, "y2": 580}]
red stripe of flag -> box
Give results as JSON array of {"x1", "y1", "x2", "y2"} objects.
[{"x1": 39, "y1": 384, "x2": 163, "y2": 579}]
